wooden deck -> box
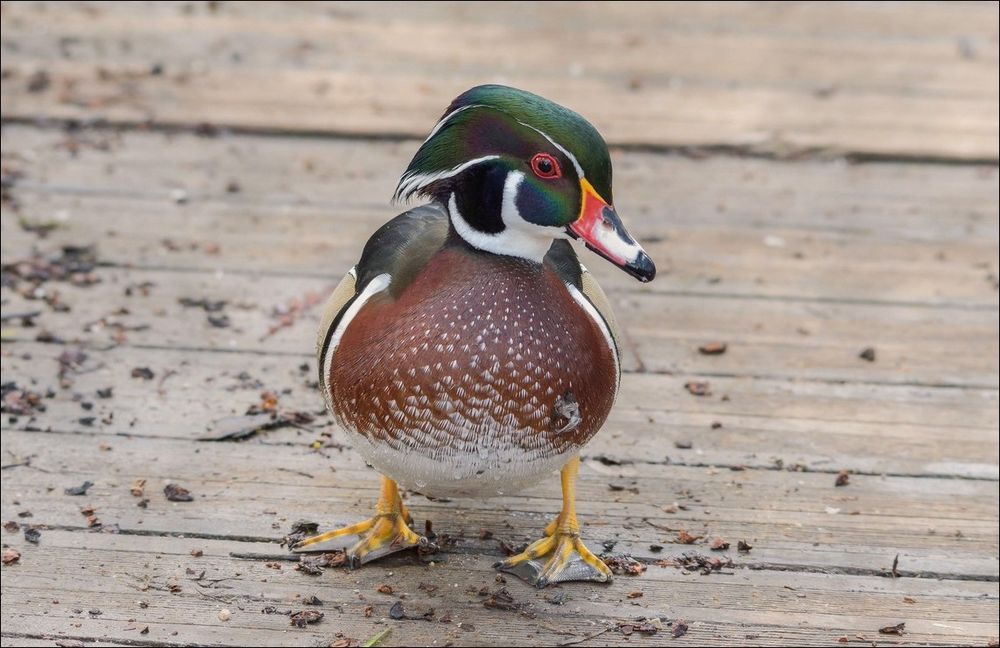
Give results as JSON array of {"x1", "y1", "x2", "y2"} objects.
[{"x1": 1, "y1": 2, "x2": 997, "y2": 646}]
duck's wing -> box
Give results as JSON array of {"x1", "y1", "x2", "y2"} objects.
[{"x1": 315, "y1": 203, "x2": 450, "y2": 397}]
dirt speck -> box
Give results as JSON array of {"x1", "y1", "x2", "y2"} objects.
[
  {"x1": 64, "y1": 480, "x2": 94, "y2": 496},
  {"x1": 684, "y1": 381, "x2": 711, "y2": 396},
  {"x1": 131, "y1": 367, "x2": 155, "y2": 380}
]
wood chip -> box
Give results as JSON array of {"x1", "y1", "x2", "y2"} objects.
[
  {"x1": 296, "y1": 552, "x2": 345, "y2": 575},
  {"x1": 482, "y1": 587, "x2": 525, "y2": 612},
  {"x1": 676, "y1": 530, "x2": 702, "y2": 544},
  {"x1": 290, "y1": 609, "x2": 324, "y2": 627},
  {"x1": 2, "y1": 548, "x2": 21, "y2": 565},
  {"x1": 835, "y1": 470, "x2": 850, "y2": 487},
  {"x1": 163, "y1": 483, "x2": 194, "y2": 502},
  {"x1": 878, "y1": 622, "x2": 905, "y2": 635},
  {"x1": 130, "y1": 478, "x2": 146, "y2": 497},
  {"x1": 601, "y1": 553, "x2": 647, "y2": 576},
  {"x1": 698, "y1": 342, "x2": 727, "y2": 355}
]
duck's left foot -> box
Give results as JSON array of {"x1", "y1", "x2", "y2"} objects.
[
  {"x1": 495, "y1": 456, "x2": 612, "y2": 587},
  {"x1": 494, "y1": 525, "x2": 613, "y2": 587}
]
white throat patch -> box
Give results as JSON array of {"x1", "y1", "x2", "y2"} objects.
[{"x1": 447, "y1": 172, "x2": 564, "y2": 263}]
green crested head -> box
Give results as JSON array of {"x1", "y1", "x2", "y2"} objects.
[
  {"x1": 395, "y1": 85, "x2": 612, "y2": 206},
  {"x1": 394, "y1": 85, "x2": 654, "y2": 283}
]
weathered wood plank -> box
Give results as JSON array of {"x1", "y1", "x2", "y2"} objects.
[
  {"x1": 2, "y1": 126, "x2": 998, "y2": 308},
  {"x1": 1, "y1": 638, "x2": 132, "y2": 648},
  {"x1": 3, "y1": 534, "x2": 997, "y2": 648},
  {"x1": 2, "y1": 429, "x2": 997, "y2": 578},
  {"x1": 3, "y1": 342, "x2": 997, "y2": 479},
  {"x1": 1, "y1": 2, "x2": 997, "y2": 160},
  {"x1": 4, "y1": 125, "x2": 996, "y2": 241},
  {"x1": 2, "y1": 3, "x2": 998, "y2": 646},
  {"x1": 4, "y1": 186, "x2": 998, "y2": 310},
  {"x1": 2, "y1": 262, "x2": 996, "y2": 387}
]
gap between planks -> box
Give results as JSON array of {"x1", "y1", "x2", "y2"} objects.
[{"x1": 5, "y1": 115, "x2": 999, "y2": 168}]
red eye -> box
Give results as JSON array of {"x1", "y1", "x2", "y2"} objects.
[{"x1": 530, "y1": 153, "x2": 561, "y2": 179}]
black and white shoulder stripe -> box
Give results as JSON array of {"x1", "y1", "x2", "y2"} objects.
[{"x1": 544, "y1": 240, "x2": 622, "y2": 391}]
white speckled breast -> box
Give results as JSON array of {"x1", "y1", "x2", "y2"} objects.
[{"x1": 327, "y1": 246, "x2": 617, "y2": 497}]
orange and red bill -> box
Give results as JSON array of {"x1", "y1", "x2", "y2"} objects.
[{"x1": 567, "y1": 179, "x2": 655, "y2": 282}]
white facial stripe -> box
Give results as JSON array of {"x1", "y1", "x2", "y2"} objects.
[
  {"x1": 499, "y1": 170, "x2": 526, "y2": 228},
  {"x1": 565, "y1": 282, "x2": 620, "y2": 392},
  {"x1": 431, "y1": 102, "x2": 584, "y2": 179},
  {"x1": 449, "y1": 188, "x2": 553, "y2": 263},
  {"x1": 394, "y1": 155, "x2": 500, "y2": 203},
  {"x1": 322, "y1": 272, "x2": 391, "y2": 404},
  {"x1": 516, "y1": 119, "x2": 585, "y2": 179},
  {"x1": 397, "y1": 103, "x2": 587, "y2": 203}
]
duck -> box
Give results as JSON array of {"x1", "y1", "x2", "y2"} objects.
[{"x1": 293, "y1": 84, "x2": 655, "y2": 587}]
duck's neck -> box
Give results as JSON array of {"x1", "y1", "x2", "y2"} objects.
[{"x1": 444, "y1": 190, "x2": 553, "y2": 264}]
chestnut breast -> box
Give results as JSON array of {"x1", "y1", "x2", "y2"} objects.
[{"x1": 328, "y1": 246, "x2": 617, "y2": 463}]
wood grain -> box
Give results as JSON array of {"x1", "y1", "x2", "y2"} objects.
[
  {"x1": 1, "y1": 3, "x2": 997, "y2": 646},
  {"x1": 2, "y1": 126, "x2": 997, "y2": 309},
  {"x1": 1, "y1": 261, "x2": 996, "y2": 387},
  {"x1": 3, "y1": 342, "x2": 997, "y2": 479},
  {"x1": 2, "y1": 427, "x2": 997, "y2": 576},
  {"x1": 3, "y1": 533, "x2": 996, "y2": 648},
  {"x1": 1, "y1": 2, "x2": 997, "y2": 160}
]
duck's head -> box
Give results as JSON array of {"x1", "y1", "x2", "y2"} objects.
[{"x1": 394, "y1": 85, "x2": 656, "y2": 283}]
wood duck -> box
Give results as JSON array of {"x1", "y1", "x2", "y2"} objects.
[{"x1": 293, "y1": 85, "x2": 655, "y2": 587}]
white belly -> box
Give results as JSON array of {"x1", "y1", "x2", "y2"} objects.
[{"x1": 351, "y1": 432, "x2": 574, "y2": 498}]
